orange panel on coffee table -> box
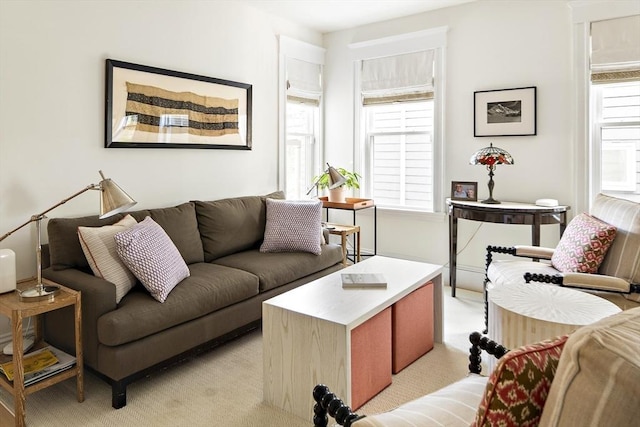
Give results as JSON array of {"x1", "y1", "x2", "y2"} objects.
[
  {"x1": 392, "y1": 282, "x2": 434, "y2": 373},
  {"x1": 350, "y1": 307, "x2": 392, "y2": 410}
]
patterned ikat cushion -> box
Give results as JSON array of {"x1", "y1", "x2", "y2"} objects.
[
  {"x1": 114, "y1": 216, "x2": 190, "y2": 302},
  {"x1": 473, "y1": 334, "x2": 569, "y2": 427},
  {"x1": 260, "y1": 198, "x2": 323, "y2": 255},
  {"x1": 551, "y1": 213, "x2": 617, "y2": 274}
]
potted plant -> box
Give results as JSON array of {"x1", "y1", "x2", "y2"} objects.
[{"x1": 314, "y1": 167, "x2": 361, "y2": 203}]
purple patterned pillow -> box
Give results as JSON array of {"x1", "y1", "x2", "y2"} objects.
[
  {"x1": 260, "y1": 199, "x2": 322, "y2": 255},
  {"x1": 114, "y1": 216, "x2": 190, "y2": 302},
  {"x1": 551, "y1": 213, "x2": 617, "y2": 274}
]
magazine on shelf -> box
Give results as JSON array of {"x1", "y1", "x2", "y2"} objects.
[
  {"x1": 341, "y1": 273, "x2": 387, "y2": 288},
  {"x1": 0, "y1": 345, "x2": 76, "y2": 386}
]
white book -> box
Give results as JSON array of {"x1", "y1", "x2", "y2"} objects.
[{"x1": 341, "y1": 273, "x2": 387, "y2": 288}]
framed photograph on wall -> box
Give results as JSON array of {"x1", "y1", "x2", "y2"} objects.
[
  {"x1": 451, "y1": 181, "x2": 478, "y2": 201},
  {"x1": 474, "y1": 86, "x2": 536, "y2": 137},
  {"x1": 105, "y1": 59, "x2": 252, "y2": 149}
]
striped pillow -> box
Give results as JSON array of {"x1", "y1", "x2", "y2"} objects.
[
  {"x1": 114, "y1": 216, "x2": 190, "y2": 303},
  {"x1": 78, "y1": 214, "x2": 138, "y2": 303},
  {"x1": 260, "y1": 199, "x2": 322, "y2": 255}
]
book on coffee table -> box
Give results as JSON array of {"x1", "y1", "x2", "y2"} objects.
[{"x1": 341, "y1": 273, "x2": 387, "y2": 288}]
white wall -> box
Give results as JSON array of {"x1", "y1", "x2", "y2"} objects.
[
  {"x1": 0, "y1": 0, "x2": 320, "y2": 337},
  {"x1": 323, "y1": 0, "x2": 575, "y2": 289}
]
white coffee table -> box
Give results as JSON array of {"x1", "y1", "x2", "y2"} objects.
[
  {"x1": 262, "y1": 256, "x2": 443, "y2": 420},
  {"x1": 488, "y1": 283, "x2": 622, "y2": 350}
]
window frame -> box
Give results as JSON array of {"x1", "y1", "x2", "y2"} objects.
[
  {"x1": 278, "y1": 36, "x2": 325, "y2": 199},
  {"x1": 349, "y1": 27, "x2": 447, "y2": 214}
]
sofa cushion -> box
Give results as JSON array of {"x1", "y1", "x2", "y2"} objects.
[
  {"x1": 97, "y1": 262, "x2": 259, "y2": 346},
  {"x1": 260, "y1": 198, "x2": 323, "y2": 255},
  {"x1": 551, "y1": 213, "x2": 616, "y2": 274},
  {"x1": 114, "y1": 216, "x2": 190, "y2": 303},
  {"x1": 352, "y1": 374, "x2": 488, "y2": 427},
  {"x1": 78, "y1": 214, "x2": 138, "y2": 303},
  {"x1": 589, "y1": 193, "x2": 640, "y2": 303},
  {"x1": 195, "y1": 191, "x2": 285, "y2": 262},
  {"x1": 213, "y1": 245, "x2": 343, "y2": 292},
  {"x1": 473, "y1": 334, "x2": 568, "y2": 427},
  {"x1": 539, "y1": 307, "x2": 640, "y2": 427},
  {"x1": 48, "y1": 213, "x2": 126, "y2": 270},
  {"x1": 129, "y1": 202, "x2": 204, "y2": 265}
]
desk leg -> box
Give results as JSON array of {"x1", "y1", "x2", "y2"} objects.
[
  {"x1": 532, "y1": 214, "x2": 541, "y2": 246},
  {"x1": 356, "y1": 230, "x2": 361, "y2": 262},
  {"x1": 449, "y1": 214, "x2": 457, "y2": 298}
]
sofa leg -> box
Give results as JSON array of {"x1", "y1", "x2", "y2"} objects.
[{"x1": 112, "y1": 381, "x2": 127, "y2": 409}]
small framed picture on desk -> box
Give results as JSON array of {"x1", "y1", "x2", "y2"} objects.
[{"x1": 451, "y1": 181, "x2": 478, "y2": 201}]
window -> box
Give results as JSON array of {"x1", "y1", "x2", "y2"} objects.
[
  {"x1": 351, "y1": 28, "x2": 446, "y2": 213},
  {"x1": 285, "y1": 101, "x2": 320, "y2": 198},
  {"x1": 364, "y1": 101, "x2": 434, "y2": 209},
  {"x1": 278, "y1": 36, "x2": 325, "y2": 200},
  {"x1": 589, "y1": 15, "x2": 640, "y2": 201},
  {"x1": 592, "y1": 82, "x2": 640, "y2": 195}
]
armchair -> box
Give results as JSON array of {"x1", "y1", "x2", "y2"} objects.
[
  {"x1": 313, "y1": 307, "x2": 640, "y2": 427},
  {"x1": 483, "y1": 194, "x2": 640, "y2": 329}
]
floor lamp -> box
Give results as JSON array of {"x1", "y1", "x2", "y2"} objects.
[{"x1": 0, "y1": 170, "x2": 137, "y2": 302}]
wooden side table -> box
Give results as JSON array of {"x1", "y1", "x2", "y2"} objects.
[
  {"x1": 325, "y1": 223, "x2": 360, "y2": 266},
  {"x1": 0, "y1": 278, "x2": 83, "y2": 427}
]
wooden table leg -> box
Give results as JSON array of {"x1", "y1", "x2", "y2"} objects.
[
  {"x1": 341, "y1": 232, "x2": 348, "y2": 266},
  {"x1": 74, "y1": 295, "x2": 84, "y2": 402},
  {"x1": 12, "y1": 311, "x2": 25, "y2": 427}
]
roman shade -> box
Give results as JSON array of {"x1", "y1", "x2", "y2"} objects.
[
  {"x1": 361, "y1": 50, "x2": 434, "y2": 105},
  {"x1": 287, "y1": 57, "x2": 322, "y2": 105},
  {"x1": 591, "y1": 14, "x2": 640, "y2": 83}
]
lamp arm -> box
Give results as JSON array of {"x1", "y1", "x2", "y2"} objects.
[{"x1": 0, "y1": 183, "x2": 100, "y2": 242}]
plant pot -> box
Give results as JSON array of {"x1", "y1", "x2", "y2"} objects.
[{"x1": 328, "y1": 187, "x2": 346, "y2": 203}]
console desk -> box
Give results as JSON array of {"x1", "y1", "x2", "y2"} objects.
[{"x1": 447, "y1": 199, "x2": 570, "y2": 297}]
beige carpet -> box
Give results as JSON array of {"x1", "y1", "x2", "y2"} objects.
[{"x1": 1, "y1": 288, "x2": 484, "y2": 426}]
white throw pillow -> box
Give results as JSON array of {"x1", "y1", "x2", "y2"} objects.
[
  {"x1": 78, "y1": 214, "x2": 138, "y2": 303},
  {"x1": 114, "y1": 216, "x2": 190, "y2": 303},
  {"x1": 260, "y1": 198, "x2": 323, "y2": 255}
]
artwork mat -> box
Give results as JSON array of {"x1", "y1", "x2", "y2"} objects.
[
  {"x1": 474, "y1": 86, "x2": 536, "y2": 137},
  {"x1": 451, "y1": 181, "x2": 478, "y2": 201},
  {"x1": 106, "y1": 59, "x2": 252, "y2": 149}
]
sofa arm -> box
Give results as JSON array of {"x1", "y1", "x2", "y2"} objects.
[
  {"x1": 42, "y1": 267, "x2": 118, "y2": 367},
  {"x1": 524, "y1": 271, "x2": 640, "y2": 294}
]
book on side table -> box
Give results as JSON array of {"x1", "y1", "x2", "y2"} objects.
[
  {"x1": 341, "y1": 273, "x2": 387, "y2": 288},
  {"x1": 0, "y1": 345, "x2": 76, "y2": 386}
]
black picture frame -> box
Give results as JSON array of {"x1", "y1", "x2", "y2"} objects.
[
  {"x1": 451, "y1": 181, "x2": 478, "y2": 201},
  {"x1": 474, "y1": 86, "x2": 536, "y2": 137},
  {"x1": 105, "y1": 59, "x2": 252, "y2": 149}
]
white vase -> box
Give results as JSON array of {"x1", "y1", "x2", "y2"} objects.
[{"x1": 328, "y1": 187, "x2": 346, "y2": 203}]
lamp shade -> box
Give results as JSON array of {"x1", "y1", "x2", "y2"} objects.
[
  {"x1": 99, "y1": 176, "x2": 137, "y2": 219},
  {"x1": 327, "y1": 164, "x2": 347, "y2": 189},
  {"x1": 469, "y1": 143, "x2": 513, "y2": 204},
  {"x1": 469, "y1": 143, "x2": 514, "y2": 166}
]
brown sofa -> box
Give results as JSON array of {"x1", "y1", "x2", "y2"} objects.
[{"x1": 41, "y1": 191, "x2": 343, "y2": 408}]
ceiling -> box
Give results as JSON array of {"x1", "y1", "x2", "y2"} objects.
[{"x1": 240, "y1": 0, "x2": 476, "y2": 33}]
